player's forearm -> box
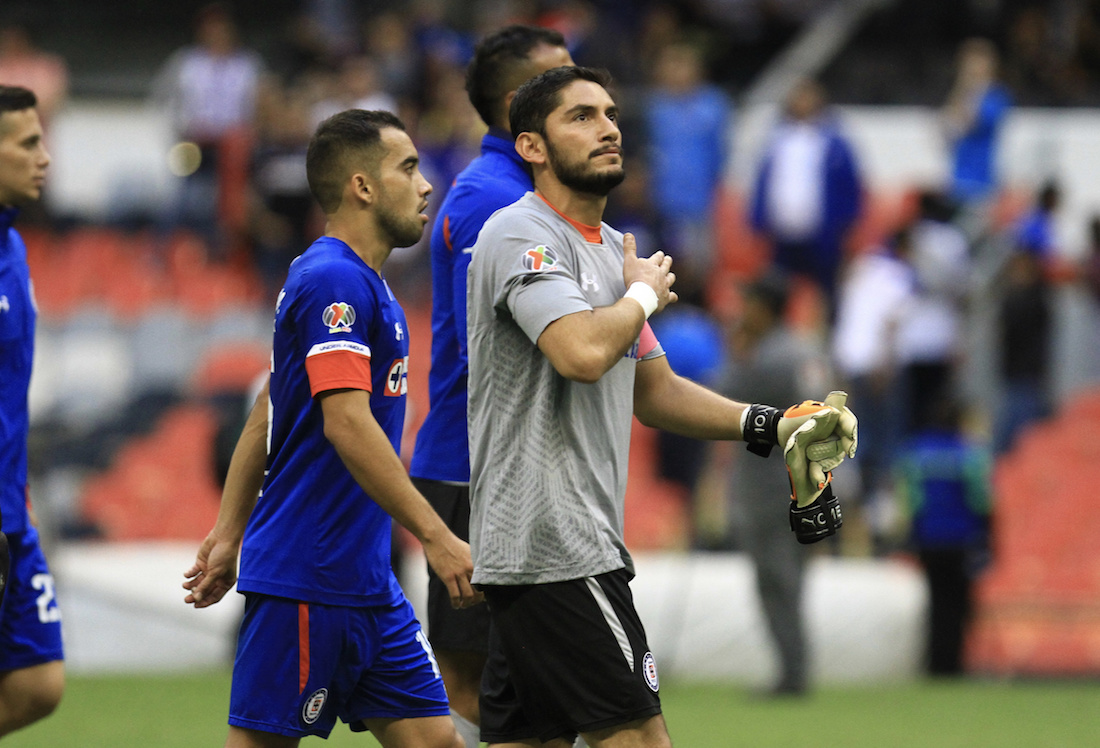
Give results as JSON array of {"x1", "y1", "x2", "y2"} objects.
[
  {"x1": 537, "y1": 302, "x2": 645, "y2": 383},
  {"x1": 321, "y1": 391, "x2": 450, "y2": 544},
  {"x1": 213, "y1": 382, "x2": 269, "y2": 540},
  {"x1": 636, "y1": 371, "x2": 746, "y2": 440}
]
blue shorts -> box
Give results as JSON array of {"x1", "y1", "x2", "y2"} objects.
[
  {"x1": 0, "y1": 526, "x2": 64, "y2": 671},
  {"x1": 228, "y1": 592, "x2": 449, "y2": 739}
]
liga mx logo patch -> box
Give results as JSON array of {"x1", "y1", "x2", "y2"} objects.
[
  {"x1": 642, "y1": 651, "x2": 659, "y2": 692},
  {"x1": 323, "y1": 302, "x2": 356, "y2": 333},
  {"x1": 302, "y1": 688, "x2": 327, "y2": 725},
  {"x1": 523, "y1": 245, "x2": 559, "y2": 272}
]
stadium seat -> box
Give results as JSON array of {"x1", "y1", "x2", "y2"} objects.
[
  {"x1": 130, "y1": 306, "x2": 203, "y2": 393},
  {"x1": 189, "y1": 341, "x2": 269, "y2": 397},
  {"x1": 624, "y1": 418, "x2": 692, "y2": 551},
  {"x1": 967, "y1": 386, "x2": 1100, "y2": 675},
  {"x1": 53, "y1": 310, "x2": 135, "y2": 426},
  {"x1": 79, "y1": 405, "x2": 222, "y2": 541}
]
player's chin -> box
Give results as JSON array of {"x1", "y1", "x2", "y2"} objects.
[{"x1": 600, "y1": 163, "x2": 625, "y2": 178}]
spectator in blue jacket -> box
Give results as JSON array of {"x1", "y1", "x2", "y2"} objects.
[{"x1": 749, "y1": 79, "x2": 862, "y2": 315}]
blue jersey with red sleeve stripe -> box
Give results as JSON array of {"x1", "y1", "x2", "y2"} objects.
[
  {"x1": 238, "y1": 236, "x2": 410, "y2": 607},
  {"x1": 409, "y1": 130, "x2": 532, "y2": 483}
]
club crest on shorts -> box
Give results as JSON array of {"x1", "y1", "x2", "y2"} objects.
[
  {"x1": 523, "y1": 245, "x2": 559, "y2": 272},
  {"x1": 642, "y1": 651, "x2": 659, "y2": 692},
  {"x1": 302, "y1": 688, "x2": 328, "y2": 725},
  {"x1": 323, "y1": 302, "x2": 356, "y2": 333}
]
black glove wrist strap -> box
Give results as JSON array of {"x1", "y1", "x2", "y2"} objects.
[
  {"x1": 743, "y1": 403, "x2": 781, "y2": 457},
  {"x1": 789, "y1": 484, "x2": 843, "y2": 544}
]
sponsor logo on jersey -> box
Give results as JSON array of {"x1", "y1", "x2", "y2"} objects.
[
  {"x1": 302, "y1": 688, "x2": 327, "y2": 725},
  {"x1": 0, "y1": 295, "x2": 8, "y2": 313},
  {"x1": 386, "y1": 356, "x2": 409, "y2": 396},
  {"x1": 523, "y1": 245, "x2": 559, "y2": 272},
  {"x1": 580, "y1": 271, "x2": 600, "y2": 291},
  {"x1": 642, "y1": 651, "x2": 659, "y2": 692},
  {"x1": 323, "y1": 302, "x2": 356, "y2": 333}
]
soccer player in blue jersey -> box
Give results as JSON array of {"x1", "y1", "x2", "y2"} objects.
[
  {"x1": 0, "y1": 85, "x2": 64, "y2": 739},
  {"x1": 184, "y1": 109, "x2": 480, "y2": 748},
  {"x1": 407, "y1": 25, "x2": 572, "y2": 747}
]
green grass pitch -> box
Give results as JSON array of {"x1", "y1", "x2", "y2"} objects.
[{"x1": 3, "y1": 671, "x2": 1097, "y2": 747}]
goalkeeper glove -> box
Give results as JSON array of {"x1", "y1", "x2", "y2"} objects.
[
  {"x1": 803, "y1": 391, "x2": 858, "y2": 472},
  {"x1": 742, "y1": 392, "x2": 855, "y2": 544},
  {"x1": 742, "y1": 396, "x2": 840, "y2": 464}
]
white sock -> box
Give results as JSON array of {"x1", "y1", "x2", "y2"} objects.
[
  {"x1": 451, "y1": 709, "x2": 480, "y2": 748},
  {"x1": 574, "y1": 737, "x2": 589, "y2": 747}
]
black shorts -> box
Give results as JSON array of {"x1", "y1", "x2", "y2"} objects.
[
  {"x1": 479, "y1": 569, "x2": 662, "y2": 744},
  {"x1": 411, "y1": 477, "x2": 491, "y2": 654}
]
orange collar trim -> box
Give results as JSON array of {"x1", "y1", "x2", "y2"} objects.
[{"x1": 537, "y1": 192, "x2": 602, "y2": 244}]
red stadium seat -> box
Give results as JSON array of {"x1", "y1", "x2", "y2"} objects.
[
  {"x1": 967, "y1": 386, "x2": 1100, "y2": 675},
  {"x1": 80, "y1": 405, "x2": 223, "y2": 541},
  {"x1": 623, "y1": 419, "x2": 692, "y2": 551},
  {"x1": 190, "y1": 341, "x2": 270, "y2": 397}
]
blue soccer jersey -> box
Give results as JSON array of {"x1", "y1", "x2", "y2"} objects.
[
  {"x1": 409, "y1": 130, "x2": 533, "y2": 483},
  {"x1": 0, "y1": 207, "x2": 34, "y2": 536},
  {"x1": 238, "y1": 236, "x2": 410, "y2": 607}
]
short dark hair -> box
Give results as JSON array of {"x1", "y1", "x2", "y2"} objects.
[
  {"x1": 306, "y1": 109, "x2": 405, "y2": 214},
  {"x1": 466, "y1": 25, "x2": 566, "y2": 129},
  {"x1": 509, "y1": 66, "x2": 611, "y2": 140},
  {"x1": 0, "y1": 86, "x2": 37, "y2": 115}
]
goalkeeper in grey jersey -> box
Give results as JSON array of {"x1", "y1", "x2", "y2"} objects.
[{"x1": 466, "y1": 66, "x2": 856, "y2": 748}]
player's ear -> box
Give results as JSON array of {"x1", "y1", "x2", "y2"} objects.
[
  {"x1": 502, "y1": 91, "x2": 518, "y2": 128},
  {"x1": 515, "y1": 131, "x2": 546, "y2": 166},
  {"x1": 350, "y1": 172, "x2": 374, "y2": 206}
]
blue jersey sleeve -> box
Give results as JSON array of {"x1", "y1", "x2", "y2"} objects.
[
  {"x1": 443, "y1": 180, "x2": 524, "y2": 360},
  {"x1": 294, "y1": 258, "x2": 381, "y2": 396}
]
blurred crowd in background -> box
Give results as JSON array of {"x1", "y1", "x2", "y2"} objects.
[{"x1": 4, "y1": 2, "x2": 1100, "y2": 677}]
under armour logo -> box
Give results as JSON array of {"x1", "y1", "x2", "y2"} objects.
[
  {"x1": 394, "y1": 322, "x2": 404, "y2": 341},
  {"x1": 0, "y1": 295, "x2": 8, "y2": 313},
  {"x1": 581, "y1": 272, "x2": 599, "y2": 292}
]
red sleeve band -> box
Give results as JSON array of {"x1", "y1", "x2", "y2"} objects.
[{"x1": 305, "y1": 341, "x2": 373, "y2": 397}]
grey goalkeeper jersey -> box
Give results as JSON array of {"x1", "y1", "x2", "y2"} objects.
[{"x1": 466, "y1": 192, "x2": 665, "y2": 585}]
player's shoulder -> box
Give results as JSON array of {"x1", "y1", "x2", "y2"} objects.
[
  {"x1": 288, "y1": 238, "x2": 378, "y2": 295},
  {"x1": 449, "y1": 155, "x2": 529, "y2": 206},
  {"x1": 293, "y1": 237, "x2": 361, "y2": 273},
  {"x1": 1, "y1": 227, "x2": 27, "y2": 264},
  {"x1": 479, "y1": 193, "x2": 564, "y2": 243}
]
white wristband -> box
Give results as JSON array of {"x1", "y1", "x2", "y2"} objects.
[{"x1": 624, "y1": 282, "x2": 659, "y2": 319}]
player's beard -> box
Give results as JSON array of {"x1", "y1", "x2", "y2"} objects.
[
  {"x1": 377, "y1": 202, "x2": 426, "y2": 249},
  {"x1": 546, "y1": 139, "x2": 625, "y2": 197}
]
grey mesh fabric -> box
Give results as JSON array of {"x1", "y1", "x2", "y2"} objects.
[{"x1": 467, "y1": 192, "x2": 664, "y2": 585}]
